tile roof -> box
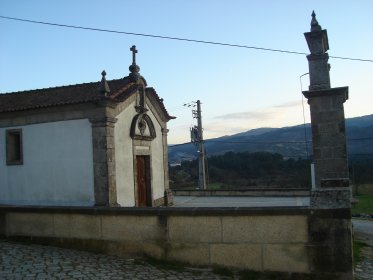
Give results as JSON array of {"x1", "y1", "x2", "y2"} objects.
[{"x1": 0, "y1": 77, "x2": 174, "y2": 120}]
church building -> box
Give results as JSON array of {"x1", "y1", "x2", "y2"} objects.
[{"x1": 0, "y1": 46, "x2": 175, "y2": 207}]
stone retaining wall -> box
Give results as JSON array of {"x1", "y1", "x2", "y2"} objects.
[{"x1": 0, "y1": 206, "x2": 351, "y2": 278}]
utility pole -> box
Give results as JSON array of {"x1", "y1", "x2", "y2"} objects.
[
  {"x1": 196, "y1": 100, "x2": 207, "y2": 190},
  {"x1": 187, "y1": 100, "x2": 207, "y2": 190}
]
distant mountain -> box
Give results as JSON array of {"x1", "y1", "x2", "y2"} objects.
[
  {"x1": 230, "y1": 127, "x2": 278, "y2": 137},
  {"x1": 345, "y1": 114, "x2": 373, "y2": 128},
  {"x1": 169, "y1": 114, "x2": 373, "y2": 162}
]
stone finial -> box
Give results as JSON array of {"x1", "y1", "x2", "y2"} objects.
[
  {"x1": 129, "y1": 45, "x2": 141, "y2": 82},
  {"x1": 99, "y1": 70, "x2": 110, "y2": 96},
  {"x1": 304, "y1": 11, "x2": 329, "y2": 56},
  {"x1": 311, "y1": 11, "x2": 322, "y2": 32}
]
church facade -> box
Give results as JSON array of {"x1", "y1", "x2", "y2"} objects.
[{"x1": 0, "y1": 46, "x2": 174, "y2": 207}]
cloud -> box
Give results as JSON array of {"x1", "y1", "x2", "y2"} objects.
[
  {"x1": 273, "y1": 100, "x2": 302, "y2": 108},
  {"x1": 168, "y1": 99, "x2": 310, "y2": 144},
  {"x1": 214, "y1": 111, "x2": 273, "y2": 121},
  {"x1": 205, "y1": 122, "x2": 253, "y2": 135},
  {"x1": 214, "y1": 100, "x2": 304, "y2": 120}
]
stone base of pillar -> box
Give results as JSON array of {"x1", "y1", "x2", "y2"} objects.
[
  {"x1": 308, "y1": 208, "x2": 353, "y2": 280},
  {"x1": 164, "y1": 189, "x2": 174, "y2": 206},
  {"x1": 311, "y1": 188, "x2": 351, "y2": 209}
]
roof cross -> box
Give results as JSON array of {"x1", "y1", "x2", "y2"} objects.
[
  {"x1": 130, "y1": 45, "x2": 138, "y2": 65},
  {"x1": 128, "y1": 45, "x2": 141, "y2": 82}
]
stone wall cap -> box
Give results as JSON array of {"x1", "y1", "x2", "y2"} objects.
[
  {"x1": 302, "y1": 86, "x2": 348, "y2": 100},
  {"x1": 173, "y1": 188, "x2": 311, "y2": 197},
  {"x1": 0, "y1": 205, "x2": 310, "y2": 216}
]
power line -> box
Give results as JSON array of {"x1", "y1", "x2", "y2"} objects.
[{"x1": 1, "y1": 15, "x2": 372, "y2": 63}]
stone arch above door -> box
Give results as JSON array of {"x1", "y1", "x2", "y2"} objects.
[{"x1": 130, "y1": 113, "x2": 156, "y2": 141}]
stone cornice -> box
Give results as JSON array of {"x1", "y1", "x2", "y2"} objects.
[
  {"x1": 89, "y1": 117, "x2": 118, "y2": 127},
  {"x1": 302, "y1": 86, "x2": 348, "y2": 101}
]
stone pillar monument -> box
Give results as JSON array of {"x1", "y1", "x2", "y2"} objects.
[
  {"x1": 302, "y1": 12, "x2": 353, "y2": 279},
  {"x1": 303, "y1": 11, "x2": 350, "y2": 197}
]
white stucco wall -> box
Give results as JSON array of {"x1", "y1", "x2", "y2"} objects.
[
  {"x1": 0, "y1": 119, "x2": 94, "y2": 206},
  {"x1": 147, "y1": 109, "x2": 165, "y2": 201},
  {"x1": 114, "y1": 100, "x2": 166, "y2": 206},
  {"x1": 115, "y1": 103, "x2": 136, "y2": 206}
]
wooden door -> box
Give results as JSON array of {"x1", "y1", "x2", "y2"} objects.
[{"x1": 136, "y1": 155, "x2": 151, "y2": 207}]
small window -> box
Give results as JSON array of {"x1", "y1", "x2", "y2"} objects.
[{"x1": 6, "y1": 129, "x2": 23, "y2": 165}]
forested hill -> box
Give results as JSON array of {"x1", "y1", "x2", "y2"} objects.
[{"x1": 169, "y1": 114, "x2": 373, "y2": 162}]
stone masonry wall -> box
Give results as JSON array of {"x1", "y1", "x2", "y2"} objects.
[{"x1": 1, "y1": 207, "x2": 310, "y2": 274}]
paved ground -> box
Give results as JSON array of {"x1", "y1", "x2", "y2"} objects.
[
  {"x1": 173, "y1": 196, "x2": 310, "y2": 207},
  {"x1": 355, "y1": 245, "x2": 373, "y2": 280},
  {"x1": 0, "y1": 239, "x2": 228, "y2": 280},
  {"x1": 353, "y1": 219, "x2": 373, "y2": 280},
  {"x1": 353, "y1": 219, "x2": 373, "y2": 246}
]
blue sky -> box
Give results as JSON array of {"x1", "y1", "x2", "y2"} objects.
[{"x1": 1, "y1": 0, "x2": 372, "y2": 143}]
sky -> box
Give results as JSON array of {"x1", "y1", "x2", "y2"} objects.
[{"x1": 1, "y1": 0, "x2": 372, "y2": 144}]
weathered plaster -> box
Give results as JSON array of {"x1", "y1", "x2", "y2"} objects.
[
  {"x1": 147, "y1": 108, "x2": 166, "y2": 202},
  {"x1": 114, "y1": 101, "x2": 137, "y2": 206},
  {"x1": 0, "y1": 119, "x2": 94, "y2": 206}
]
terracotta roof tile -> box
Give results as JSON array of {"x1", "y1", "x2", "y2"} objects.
[
  {"x1": 0, "y1": 77, "x2": 174, "y2": 120},
  {"x1": 147, "y1": 87, "x2": 176, "y2": 120}
]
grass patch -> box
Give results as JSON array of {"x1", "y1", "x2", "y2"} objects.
[
  {"x1": 353, "y1": 184, "x2": 373, "y2": 196},
  {"x1": 353, "y1": 240, "x2": 367, "y2": 267},
  {"x1": 352, "y1": 183, "x2": 373, "y2": 214},
  {"x1": 352, "y1": 194, "x2": 373, "y2": 214},
  {"x1": 208, "y1": 182, "x2": 224, "y2": 190}
]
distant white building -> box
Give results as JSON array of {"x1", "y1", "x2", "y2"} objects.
[
  {"x1": 0, "y1": 46, "x2": 174, "y2": 207},
  {"x1": 170, "y1": 161, "x2": 182, "y2": 167}
]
